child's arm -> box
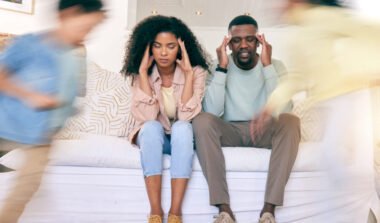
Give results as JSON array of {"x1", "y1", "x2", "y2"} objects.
[{"x1": 0, "y1": 68, "x2": 59, "y2": 110}]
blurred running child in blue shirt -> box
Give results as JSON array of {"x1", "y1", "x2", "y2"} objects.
[
  {"x1": 0, "y1": 0, "x2": 105, "y2": 146},
  {"x1": 0, "y1": 0, "x2": 105, "y2": 221}
]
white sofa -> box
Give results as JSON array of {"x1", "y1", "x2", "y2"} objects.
[{"x1": 0, "y1": 88, "x2": 378, "y2": 223}]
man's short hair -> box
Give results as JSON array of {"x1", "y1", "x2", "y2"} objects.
[
  {"x1": 58, "y1": 0, "x2": 104, "y2": 13},
  {"x1": 228, "y1": 15, "x2": 258, "y2": 31}
]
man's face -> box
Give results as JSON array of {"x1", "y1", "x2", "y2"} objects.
[{"x1": 228, "y1": 24, "x2": 258, "y2": 69}]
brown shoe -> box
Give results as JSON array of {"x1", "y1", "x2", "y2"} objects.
[
  {"x1": 148, "y1": 215, "x2": 163, "y2": 223},
  {"x1": 168, "y1": 214, "x2": 182, "y2": 223}
]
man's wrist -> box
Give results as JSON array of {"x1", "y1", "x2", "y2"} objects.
[
  {"x1": 216, "y1": 64, "x2": 228, "y2": 73},
  {"x1": 262, "y1": 62, "x2": 272, "y2": 67},
  {"x1": 262, "y1": 57, "x2": 272, "y2": 67}
]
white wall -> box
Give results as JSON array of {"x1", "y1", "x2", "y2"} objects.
[
  {"x1": 0, "y1": 0, "x2": 57, "y2": 34},
  {"x1": 0, "y1": 0, "x2": 129, "y2": 73},
  {"x1": 1, "y1": 0, "x2": 379, "y2": 73},
  {"x1": 85, "y1": 0, "x2": 129, "y2": 73},
  {"x1": 352, "y1": 0, "x2": 380, "y2": 19}
]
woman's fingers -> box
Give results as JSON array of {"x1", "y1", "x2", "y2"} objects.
[
  {"x1": 144, "y1": 44, "x2": 150, "y2": 58},
  {"x1": 148, "y1": 55, "x2": 154, "y2": 66},
  {"x1": 178, "y1": 38, "x2": 190, "y2": 62},
  {"x1": 139, "y1": 44, "x2": 152, "y2": 74}
]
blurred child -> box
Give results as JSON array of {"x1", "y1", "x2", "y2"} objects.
[{"x1": 0, "y1": 0, "x2": 105, "y2": 221}]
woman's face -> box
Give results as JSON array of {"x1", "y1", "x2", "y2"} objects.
[{"x1": 151, "y1": 32, "x2": 179, "y2": 69}]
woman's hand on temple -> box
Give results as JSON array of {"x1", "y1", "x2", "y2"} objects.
[
  {"x1": 176, "y1": 38, "x2": 193, "y2": 76},
  {"x1": 139, "y1": 44, "x2": 154, "y2": 75}
]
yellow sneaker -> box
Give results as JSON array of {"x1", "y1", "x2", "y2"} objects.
[
  {"x1": 168, "y1": 214, "x2": 182, "y2": 223},
  {"x1": 148, "y1": 215, "x2": 163, "y2": 223}
]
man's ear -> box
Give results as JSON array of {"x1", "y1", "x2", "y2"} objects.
[{"x1": 228, "y1": 43, "x2": 232, "y2": 51}]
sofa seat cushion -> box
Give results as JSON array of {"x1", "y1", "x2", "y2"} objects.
[{"x1": 0, "y1": 134, "x2": 323, "y2": 172}]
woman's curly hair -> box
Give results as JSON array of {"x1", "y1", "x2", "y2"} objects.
[{"x1": 121, "y1": 15, "x2": 211, "y2": 76}]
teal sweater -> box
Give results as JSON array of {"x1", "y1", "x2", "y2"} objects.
[{"x1": 202, "y1": 55, "x2": 291, "y2": 121}]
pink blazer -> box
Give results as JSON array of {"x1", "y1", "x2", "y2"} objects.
[{"x1": 128, "y1": 65, "x2": 206, "y2": 143}]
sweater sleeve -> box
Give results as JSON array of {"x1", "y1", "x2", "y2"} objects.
[{"x1": 202, "y1": 63, "x2": 227, "y2": 117}]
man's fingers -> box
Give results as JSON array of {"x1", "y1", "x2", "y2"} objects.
[
  {"x1": 221, "y1": 36, "x2": 228, "y2": 48},
  {"x1": 255, "y1": 33, "x2": 263, "y2": 44},
  {"x1": 262, "y1": 33, "x2": 267, "y2": 43},
  {"x1": 262, "y1": 34, "x2": 271, "y2": 47},
  {"x1": 222, "y1": 35, "x2": 231, "y2": 48},
  {"x1": 226, "y1": 35, "x2": 232, "y2": 45},
  {"x1": 217, "y1": 36, "x2": 228, "y2": 54},
  {"x1": 256, "y1": 33, "x2": 270, "y2": 48}
]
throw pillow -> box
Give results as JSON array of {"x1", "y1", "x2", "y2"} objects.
[{"x1": 55, "y1": 62, "x2": 139, "y2": 139}]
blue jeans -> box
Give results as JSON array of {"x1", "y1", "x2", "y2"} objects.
[{"x1": 136, "y1": 120, "x2": 194, "y2": 178}]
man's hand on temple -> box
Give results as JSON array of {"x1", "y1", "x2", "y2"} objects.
[
  {"x1": 255, "y1": 33, "x2": 272, "y2": 67},
  {"x1": 216, "y1": 35, "x2": 232, "y2": 69}
]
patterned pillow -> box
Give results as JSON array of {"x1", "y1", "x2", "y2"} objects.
[{"x1": 55, "y1": 62, "x2": 139, "y2": 139}]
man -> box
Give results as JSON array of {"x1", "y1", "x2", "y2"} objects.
[
  {"x1": 192, "y1": 15, "x2": 300, "y2": 223},
  {"x1": 0, "y1": 0, "x2": 105, "y2": 222}
]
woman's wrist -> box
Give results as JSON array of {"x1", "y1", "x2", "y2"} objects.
[
  {"x1": 139, "y1": 69, "x2": 148, "y2": 76},
  {"x1": 184, "y1": 70, "x2": 194, "y2": 79}
]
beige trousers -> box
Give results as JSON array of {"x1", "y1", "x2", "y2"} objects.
[{"x1": 0, "y1": 138, "x2": 50, "y2": 223}]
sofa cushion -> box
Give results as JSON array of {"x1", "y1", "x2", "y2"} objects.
[
  {"x1": 55, "y1": 62, "x2": 139, "y2": 139},
  {"x1": 0, "y1": 134, "x2": 323, "y2": 172}
]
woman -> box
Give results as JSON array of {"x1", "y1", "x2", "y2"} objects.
[{"x1": 122, "y1": 15, "x2": 210, "y2": 223}]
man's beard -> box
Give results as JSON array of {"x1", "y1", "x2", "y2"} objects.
[{"x1": 236, "y1": 55, "x2": 254, "y2": 66}]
